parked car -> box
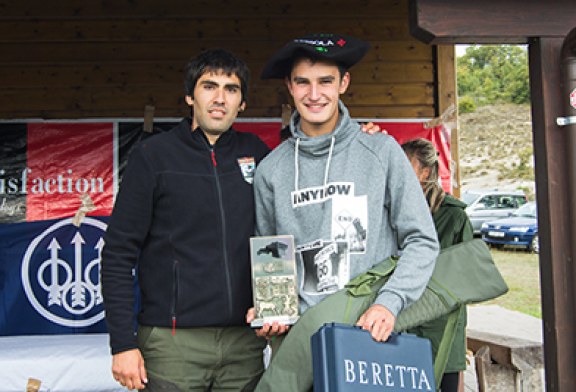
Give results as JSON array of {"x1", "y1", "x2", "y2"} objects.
[
  {"x1": 480, "y1": 201, "x2": 538, "y2": 253},
  {"x1": 461, "y1": 189, "x2": 528, "y2": 235}
]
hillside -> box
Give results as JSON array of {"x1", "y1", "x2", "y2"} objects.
[{"x1": 457, "y1": 103, "x2": 535, "y2": 199}]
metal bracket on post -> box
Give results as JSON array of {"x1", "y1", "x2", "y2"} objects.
[{"x1": 557, "y1": 116, "x2": 576, "y2": 126}]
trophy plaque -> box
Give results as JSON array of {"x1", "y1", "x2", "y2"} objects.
[{"x1": 250, "y1": 235, "x2": 299, "y2": 328}]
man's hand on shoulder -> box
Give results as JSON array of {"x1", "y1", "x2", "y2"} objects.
[
  {"x1": 112, "y1": 348, "x2": 148, "y2": 390},
  {"x1": 360, "y1": 122, "x2": 388, "y2": 135},
  {"x1": 356, "y1": 304, "x2": 396, "y2": 342}
]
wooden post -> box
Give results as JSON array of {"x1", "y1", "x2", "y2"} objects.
[
  {"x1": 529, "y1": 37, "x2": 576, "y2": 392},
  {"x1": 436, "y1": 45, "x2": 460, "y2": 197},
  {"x1": 408, "y1": 2, "x2": 576, "y2": 388}
]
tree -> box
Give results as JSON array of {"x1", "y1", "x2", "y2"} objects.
[{"x1": 457, "y1": 45, "x2": 530, "y2": 109}]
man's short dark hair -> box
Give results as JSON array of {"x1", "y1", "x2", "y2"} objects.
[{"x1": 184, "y1": 49, "x2": 250, "y2": 104}]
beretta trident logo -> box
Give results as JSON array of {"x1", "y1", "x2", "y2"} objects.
[{"x1": 21, "y1": 217, "x2": 107, "y2": 327}]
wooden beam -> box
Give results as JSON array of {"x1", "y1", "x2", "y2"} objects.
[
  {"x1": 0, "y1": 40, "x2": 430, "y2": 64},
  {"x1": 0, "y1": 0, "x2": 407, "y2": 20},
  {"x1": 529, "y1": 37, "x2": 576, "y2": 392},
  {"x1": 0, "y1": 61, "x2": 434, "y2": 89},
  {"x1": 467, "y1": 331, "x2": 543, "y2": 369},
  {"x1": 409, "y1": 0, "x2": 576, "y2": 44},
  {"x1": 0, "y1": 18, "x2": 412, "y2": 43}
]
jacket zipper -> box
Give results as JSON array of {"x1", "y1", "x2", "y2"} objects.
[
  {"x1": 171, "y1": 259, "x2": 179, "y2": 335},
  {"x1": 209, "y1": 146, "x2": 234, "y2": 319}
]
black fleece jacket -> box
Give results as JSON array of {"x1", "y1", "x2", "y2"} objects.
[{"x1": 101, "y1": 118, "x2": 270, "y2": 354}]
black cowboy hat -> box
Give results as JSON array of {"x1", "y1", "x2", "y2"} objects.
[{"x1": 261, "y1": 33, "x2": 370, "y2": 79}]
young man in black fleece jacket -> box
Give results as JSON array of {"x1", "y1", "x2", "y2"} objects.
[{"x1": 101, "y1": 49, "x2": 270, "y2": 391}]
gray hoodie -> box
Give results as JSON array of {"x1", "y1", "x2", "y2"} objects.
[{"x1": 253, "y1": 101, "x2": 439, "y2": 316}]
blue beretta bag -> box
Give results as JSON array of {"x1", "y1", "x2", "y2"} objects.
[{"x1": 312, "y1": 323, "x2": 436, "y2": 392}]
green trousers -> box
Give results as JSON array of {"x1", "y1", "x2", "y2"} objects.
[{"x1": 138, "y1": 325, "x2": 266, "y2": 391}]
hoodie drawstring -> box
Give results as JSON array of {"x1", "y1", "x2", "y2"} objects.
[
  {"x1": 294, "y1": 138, "x2": 300, "y2": 191},
  {"x1": 324, "y1": 136, "x2": 335, "y2": 188},
  {"x1": 293, "y1": 136, "x2": 335, "y2": 192}
]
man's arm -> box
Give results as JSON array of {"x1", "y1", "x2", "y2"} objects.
[
  {"x1": 101, "y1": 146, "x2": 155, "y2": 382},
  {"x1": 359, "y1": 141, "x2": 439, "y2": 340}
]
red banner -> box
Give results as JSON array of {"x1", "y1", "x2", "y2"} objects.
[
  {"x1": 0, "y1": 119, "x2": 451, "y2": 223},
  {"x1": 26, "y1": 123, "x2": 115, "y2": 221},
  {"x1": 375, "y1": 122, "x2": 452, "y2": 193},
  {"x1": 235, "y1": 120, "x2": 452, "y2": 192}
]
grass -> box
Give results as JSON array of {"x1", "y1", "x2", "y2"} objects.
[{"x1": 482, "y1": 247, "x2": 542, "y2": 318}]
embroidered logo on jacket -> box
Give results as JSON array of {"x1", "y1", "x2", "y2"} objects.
[{"x1": 237, "y1": 157, "x2": 256, "y2": 184}]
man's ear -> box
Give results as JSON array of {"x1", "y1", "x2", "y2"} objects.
[
  {"x1": 339, "y1": 72, "x2": 351, "y2": 94},
  {"x1": 185, "y1": 95, "x2": 194, "y2": 106},
  {"x1": 239, "y1": 102, "x2": 246, "y2": 113}
]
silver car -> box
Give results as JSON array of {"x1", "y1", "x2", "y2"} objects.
[{"x1": 461, "y1": 189, "x2": 528, "y2": 235}]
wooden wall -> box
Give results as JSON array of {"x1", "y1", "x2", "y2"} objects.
[{"x1": 0, "y1": 0, "x2": 441, "y2": 120}]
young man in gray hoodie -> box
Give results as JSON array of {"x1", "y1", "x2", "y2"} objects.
[
  {"x1": 248, "y1": 33, "x2": 439, "y2": 344},
  {"x1": 247, "y1": 33, "x2": 440, "y2": 391}
]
